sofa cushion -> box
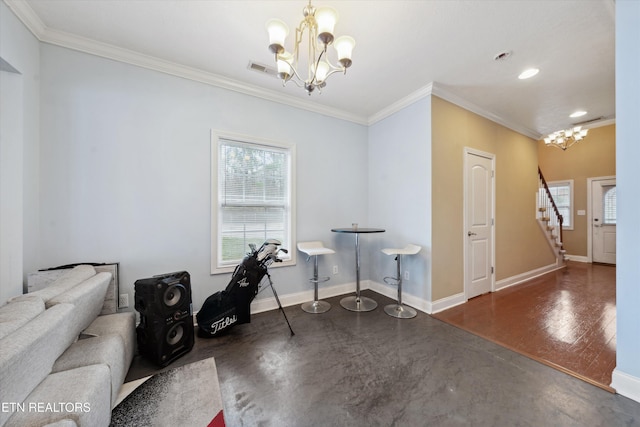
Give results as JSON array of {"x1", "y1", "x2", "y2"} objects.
[
  {"x1": 0, "y1": 303, "x2": 78, "y2": 427},
  {"x1": 52, "y1": 334, "x2": 127, "y2": 408},
  {"x1": 0, "y1": 295, "x2": 45, "y2": 340},
  {"x1": 47, "y1": 272, "x2": 111, "y2": 336},
  {"x1": 4, "y1": 364, "x2": 111, "y2": 427},
  {"x1": 83, "y1": 312, "x2": 136, "y2": 373},
  {"x1": 26, "y1": 265, "x2": 96, "y2": 304}
]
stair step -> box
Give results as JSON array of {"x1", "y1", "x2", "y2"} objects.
[
  {"x1": 538, "y1": 207, "x2": 547, "y2": 212},
  {"x1": 547, "y1": 225, "x2": 555, "y2": 231},
  {"x1": 542, "y1": 216, "x2": 550, "y2": 222}
]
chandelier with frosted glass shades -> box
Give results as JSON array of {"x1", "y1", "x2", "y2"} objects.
[
  {"x1": 266, "y1": 1, "x2": 355, "y2": 95},
  {"x1": 544, "y1": 126, "x2": 588, "y2": 150}
]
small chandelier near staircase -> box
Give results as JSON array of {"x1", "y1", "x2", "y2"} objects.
[
  {"x1": 266, "y1": 1, "x2": 355, "y2": 95},
  {"x1": 543, "y1": 127, "x2": 588, "y2": 151}
]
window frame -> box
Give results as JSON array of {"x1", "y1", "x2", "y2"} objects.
[
  {"x1": 547, "y1": 179, "x2": 574, "y2": 231},
  {"x1": 211, "y1": 130, "x2": 296, "y2": 274}
]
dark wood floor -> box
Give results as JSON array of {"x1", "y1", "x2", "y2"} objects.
[{"x1": 432, "y1": 261, "x2": 616, "y2": 391}]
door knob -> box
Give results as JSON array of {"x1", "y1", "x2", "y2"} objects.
[{"x1": 468, "y1": 231, "x2": 477, "y2": 236}]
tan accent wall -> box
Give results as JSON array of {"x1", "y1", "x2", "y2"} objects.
[
  {"x1": 432, "y1": 96, "x2": 556, "y2": 301},
  {"x1": 537, "y1": 124, "x2": 616, "y2": 257}
]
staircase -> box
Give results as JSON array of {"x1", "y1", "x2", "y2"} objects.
[{"x1": 537, "y1": 167, "x2": 567, "y2": 265}]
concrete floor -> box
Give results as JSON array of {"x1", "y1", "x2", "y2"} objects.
[{"x1": 127, "y1": 291, "x2": 640, "y2": 426}]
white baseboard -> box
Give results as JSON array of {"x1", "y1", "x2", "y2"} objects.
[
  {"x1": 611, "y1": 369, "x2": 640, "y2": 403},
  {"x1": 565, "y1": 254, "x2": 589, "y2": 263},
  {"x1": 202, "y1": 262, "x2": 573, "y2": 319},
  {"x1": 495, "y1": 263, "x2": 565, "y2": 291},
  {"x1": 250, "y1": 281, "x2": 358, "y2": 314},
  {"x1": 251, "y1": 280, "x2": 436, "y2": 315},
  {"x1": 368, "y1": 280, "x2": 433, "y2": 314},
  {"x1": 430, "y1": 292, "x2": 466, "y2": 314}
]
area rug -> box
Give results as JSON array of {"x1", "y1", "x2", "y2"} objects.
[{"x1": 111, "y1": 357, "x2": 225, "y2": 427}]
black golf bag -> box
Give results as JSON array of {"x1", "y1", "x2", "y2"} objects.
[{"x1": 197, "y1": 239, "x2": 291, "y2": 337}]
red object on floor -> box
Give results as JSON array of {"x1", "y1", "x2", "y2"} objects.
[{"x1": 208, "y1": 410, "x2": 225, "y2": 427}]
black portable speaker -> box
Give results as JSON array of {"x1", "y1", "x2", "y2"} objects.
[{"x1": 134, "y1": 271, "x2": 194, "y2": 367}]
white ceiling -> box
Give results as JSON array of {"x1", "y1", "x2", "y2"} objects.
[{"x1": 6, "y1": 0, "x2": 615, "y2": 137}]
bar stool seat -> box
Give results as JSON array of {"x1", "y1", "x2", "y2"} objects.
[
  {"x1": 382, "y1": 244, "x2": 421, "y2": 319},
  {"x1": 298, "y1": 241, "x2": 335, "y2": 314}
]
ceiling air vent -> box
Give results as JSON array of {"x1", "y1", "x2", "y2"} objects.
[
  {"x1": 248, "y1": 61, "x2": 278, "y2": 78},
  {"x1": 573, "y1": 116, "x2": 605, "y2": 126}
]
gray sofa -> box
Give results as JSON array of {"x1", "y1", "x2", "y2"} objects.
[{"x1": 0, "y1": 265, "x2": 135, "y2": 427}]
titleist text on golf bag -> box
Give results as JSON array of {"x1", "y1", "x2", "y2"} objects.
[{"x1": 197, "y1": 239, "x2": 291, "y2": 337}]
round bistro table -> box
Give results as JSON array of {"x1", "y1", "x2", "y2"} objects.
[{"x1": 331, "y1": 227, "x2": 385, "y2": 312}]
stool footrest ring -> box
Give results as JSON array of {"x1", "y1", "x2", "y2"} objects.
[{"x1": 309, "y1": 276, "x2": 330, "y2": 284}]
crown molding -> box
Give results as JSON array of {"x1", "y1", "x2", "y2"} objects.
[
  {"x1": 367, "y1": 82, "x2": 542, "y2": 140},
  {"x1": 43, "y1": 26, "x2": 368, "y2": 124},
  {"x1": 4, "y1": 0, "x2": 568, "y2": 136},
  {"x1": 3, "y1": 0, "x2": 46, "y2": 38},
  {"x1": 3, "y1": 0, "x2": 368, "y2": 125},
  {"x1": 367, "y1": 83, "x2": 434, "y2": 125},
  {"x1": 430, "y1": 83, "x2": 541, "y2": 140}
]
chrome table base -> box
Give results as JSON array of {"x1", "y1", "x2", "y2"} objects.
[
  {"x1": 302, "y1": 300, "x2": 331, "y2": 314},
  {"x1": 384, "y1": 303, "x2": 417, "y2": 319},
  {"x1": 340, "y1": 295, "x2": 378, "y2": 312}
]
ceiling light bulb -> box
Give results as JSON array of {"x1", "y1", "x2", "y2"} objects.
[
  {"x1": 276, "y1": 52, "x2": 293, "y2": 79},
  {"x1": 518, "y1": 68, "x2": 539, "y2": 79},
  {"x1": 315, "y1": 61, "x2": 330, "y2": 82},
  {"x1": 266, "y1": 19, "x2": 289, "y2": 54},
  {"x1": 315, "y1": 7, "x2": 337, "y2": 45},
  {"x1": 334, "y1": 36, "x2": 355, "y2": 68},
  {"x1": 570, "y1": 110, "x2": 587, "y2": 118}
]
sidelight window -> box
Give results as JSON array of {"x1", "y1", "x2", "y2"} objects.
[{"x1": 603, "y1": 186, "x2": 616, "y2": 225}]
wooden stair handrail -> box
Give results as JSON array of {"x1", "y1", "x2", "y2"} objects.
[{"x1": 538, "y1": 167, "x2": 564, "y2": 249}]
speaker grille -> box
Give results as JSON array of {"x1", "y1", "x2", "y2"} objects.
[{"x1": 134, "y1": 271, "x2": 194, "y2": 366}]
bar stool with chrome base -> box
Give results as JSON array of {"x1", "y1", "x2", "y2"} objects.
[
  {"x1": 297, "y1": 241, "x2": 335, "y2": 314},
  {"x1": 382, "y1": 244, "x2": 421, "y2": 318}
]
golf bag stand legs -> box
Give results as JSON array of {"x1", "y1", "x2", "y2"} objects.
[{"x1": 266, "y1": 271, "x2": 295, "y2": 336}]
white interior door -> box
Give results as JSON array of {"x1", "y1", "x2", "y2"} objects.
[
  {"x1": 464, "y1": 149, "x2": 494, "y2": 299},
  {"x1": 591, "y1": 178, "x2": 616, "y2": 264}
]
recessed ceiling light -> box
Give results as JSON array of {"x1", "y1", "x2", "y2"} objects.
[
  {"x1": 518, "y1": 68, "x2": 539, "y2": 79},
  {"x1": 570, "y1": 110, "x2": 587, "y2": 118}
]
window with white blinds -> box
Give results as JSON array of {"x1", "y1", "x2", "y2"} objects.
[
  {"x1": 547, "y1": 180, "x2": 574, "y2": 230},
  {"x1": 211, "y1": 132, "x2": 295, "y2": 273}
]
